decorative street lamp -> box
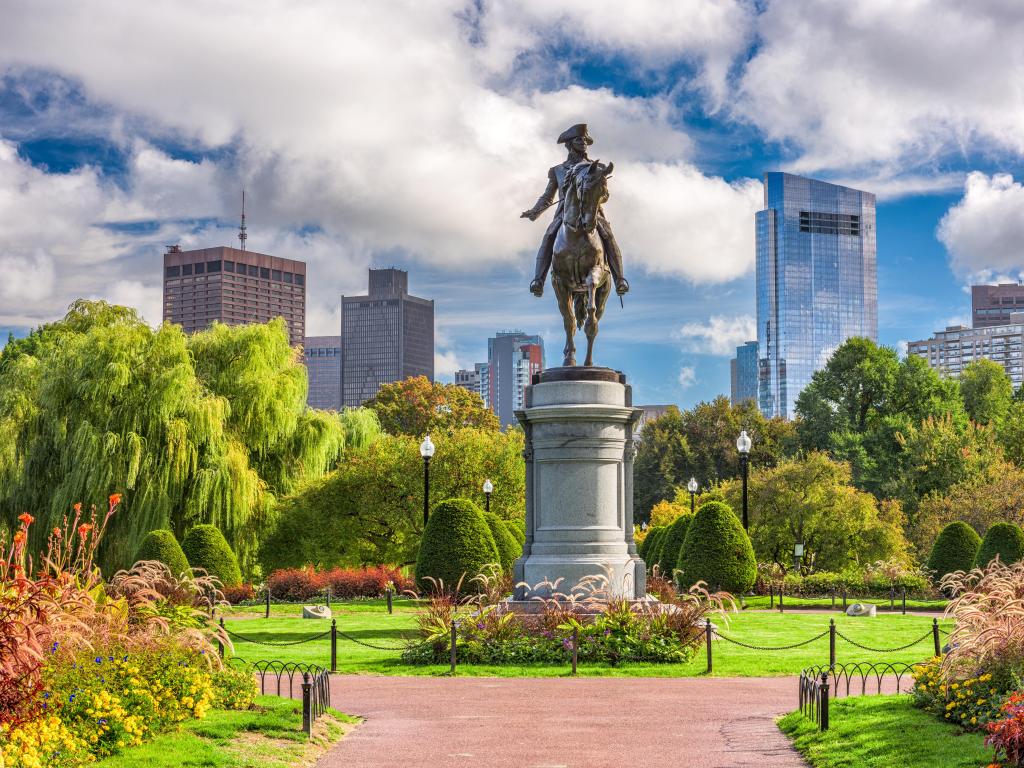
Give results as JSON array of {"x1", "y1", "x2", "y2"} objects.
[
  {"x1": 793, "y1": 542, "x2": 805, "y2": 573},
  {"x1": 687, "y1": 477, "x2": 698, "y2": 515},
  {"x1": 737, "y1": 430, "x2": 752, "y2": 530},
  {"x1": 419, "y1": 434, "x2": 435, "y2": 526},
  {"x1": 483, "y1": 478, "x2": 493, "y2": 514}
]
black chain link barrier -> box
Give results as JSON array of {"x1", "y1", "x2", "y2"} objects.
[
  {"x1": 714, "y1": 628, "x2": 830, "y2": 651},
  {"x1": 834, "y1": 628, "x2": 933, "y2": 653},
  {"x1": 333, "y1": 627, "x2": 428, "y2": 651},
  {"x1": 223, "y1": 625, "x2": 332, "y2": 647}
]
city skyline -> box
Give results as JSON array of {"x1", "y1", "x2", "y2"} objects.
[{"x1": 2, "y1": 4, "x2": 1024, "y2": 408}]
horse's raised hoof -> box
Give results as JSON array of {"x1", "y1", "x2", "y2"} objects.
[
  {"x1": 616, "y1": 278, "x2": 629, "y2": 296},
  {"x1": 530, "y1": 279, "x2": 544, "y2": 297}
]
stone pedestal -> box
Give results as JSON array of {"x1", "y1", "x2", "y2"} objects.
[{"x1": 512, "y1": 367, "x2": 646, "y2": 600}]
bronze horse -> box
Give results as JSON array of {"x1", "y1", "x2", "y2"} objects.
[{"x1": 550, "y1": 159, "x2": 614, "y2": 367}]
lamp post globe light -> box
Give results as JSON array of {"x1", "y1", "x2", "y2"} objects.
[
  {"x1": 420, "y1": 434, "x2": 435, "y2": 526},
  {"x1": 687, "y1": 477, "x2": 698, "y2": 515},
  {"x1": 736, "y1": 430, "x2": 752, "y2": 530},
  {"x1": 483, "y1": 478, "x2": 493, "y2": 514}
]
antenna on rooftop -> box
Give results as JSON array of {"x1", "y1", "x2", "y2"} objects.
[{"x1": 238, "y1": 189, "x2": 248, "y2": 251}]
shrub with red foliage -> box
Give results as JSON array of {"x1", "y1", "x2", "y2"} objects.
[
  {"x1": 267, "y1": 565, "x2": 412, "y2": 601},
  {"x1": 221, "y1": 583, "x2": 256, "y2": 604},
  {"x1": 986, "y1": 692, "x2": 1024, "y2": 767}
]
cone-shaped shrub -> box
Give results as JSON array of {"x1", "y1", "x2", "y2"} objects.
[
  {"x1": 644, "y1": 526, "x2": 666, "y2": 571},
  {"x1": 416, "y1": 498, "x2": 499, "y2": 594},
  {"x1": 975, "y1": 522, "x2": 1024, "y2": 568},
  {"x1": 678, "y1": 500, "x2": 756, "y2": 593},
  {"x1": 927, "y1": 521, "x2": 982, "y2": 581},
  {"x1": 506, "y1": 516, "x2": 526, "y2": 546},
  {"x1": 182, "y1": 524, "x2": 242, "y2": 587},
  {"x1": 657, "y1": 514, "x2": 692, "y2": 579},
  {"x1": 485, "y1": 511, "x2": 521, "y2": 572},
  {"x1": 135, "y1": 529, "x2": 190, "y2": 577},
  {"x1": 638, "y1": 526, "x2": 661, "y2": 560}
]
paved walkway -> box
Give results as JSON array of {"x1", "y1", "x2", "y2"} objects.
[{"x1": 317, "y1": 676, "x2": 807, "y2": 768}]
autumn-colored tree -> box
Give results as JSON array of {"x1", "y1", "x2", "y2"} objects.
[{"x1": 365, "y1": 375, "x2": 499, "y2": 436}]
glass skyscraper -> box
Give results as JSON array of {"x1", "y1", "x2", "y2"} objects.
[{"x1": 756, "y1": 173, "x2": 877, "y2": 419}]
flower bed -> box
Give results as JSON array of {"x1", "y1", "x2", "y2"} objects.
[{"x1": 266, "y1": 565, "x2": 414, "y2": 602}]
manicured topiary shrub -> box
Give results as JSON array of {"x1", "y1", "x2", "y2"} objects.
[
  {"x1": 927, "y1": 521, "x2": 982, "y2": 581},
  {"x1": 637, "y1": 525, "x2": 659, "y2": 560},
  {"x1": 134, "y1": 529, "x2": 191, "y2": 577},
  {"x1": 505, "y1": 516, "x2": 526, "y2": 546},
  {"x1": 181, "y1": 524, "x2": 242, "y2": 587},
  {"x1": 643, "y1": 526, "x2": 666, "y2": 571},
  {"x1": 485, "y1": 511, "x2": 521, "y2": 572},
  {"x1": 416, "y1": 498, "x2": 499, "y2": 594},
  {"x1": 656, "y1": 514, "x2": 692, "y2": 580},
  {"x1": 975, "y1": 522, "x2": 1024, "y2": 568},
  {"x1": 678, "y1": 500, "x2": 756, "y2": 593}
]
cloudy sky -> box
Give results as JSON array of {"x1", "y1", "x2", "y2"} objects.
[{"x1": 2, "y1": 0, "x2": 1024, "y2": 406}]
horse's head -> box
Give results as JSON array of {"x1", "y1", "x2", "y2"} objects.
[{"x1": 574, "y1": 160, "x2": 613, "y2": 233}]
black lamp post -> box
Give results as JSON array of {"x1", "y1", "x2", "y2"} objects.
[
  {"x1": 483, "y1": 478, "x2": 493, "y2": 514},
  {"x1": 687, "y1": 477, "x2": 698, "y2": 515},
  {"x1": 737, "y1": 430, "x2": 752, "y2": 530},
  {"x1": 419, "y1": 434, "x2": 435, "y2": 526}
]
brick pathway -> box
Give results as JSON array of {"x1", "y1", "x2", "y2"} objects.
[{"x1": 317, "y1": 676, "x2": 807, "y2": 768}]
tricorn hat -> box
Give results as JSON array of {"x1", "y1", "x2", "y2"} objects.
[{"x1": 557, "y1": 123, "x2": 594, "y2": 145}]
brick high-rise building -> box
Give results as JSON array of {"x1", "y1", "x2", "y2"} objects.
[
  {"x1": 162, "y1": 246, "x2": 306, "y2": 346},
  {"x1": 340, "y1": 268, "x2": 434, "y2": 407},
  {"x1": 972, "y1": 284, "x2": 1024, "y2": 328},
  {"x1": 304, "y1": 335, "x2": 342, "y2": 410}
]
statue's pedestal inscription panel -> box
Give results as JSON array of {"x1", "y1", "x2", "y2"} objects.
[{"x1": 513, "y1": 367, "x2": 646, "y2": 599}]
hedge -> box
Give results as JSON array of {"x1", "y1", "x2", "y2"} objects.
[
  {"x1": 976, "y1": 522, "x2": 1024, "y2": 568},
  {"x1": 181, "y1": 524, "x2": 242, "y2": 587},
  {"x1": 643, "y1": 526, "x2": 667, "y2": 571},
  {"x1": 267, "y1": 565, "x2": 414, "y2": 601},
  {"x1": 678, "y1": 500, "x2": 756, "y2": 593},
  {"x1": 416, "y1": 498, "x2": 499, "y2": 594},
  {"x1": 134, "y1": 529, "x2": 190, "y2": 577},
  {"x1": 485, "y1": 511, "x2": 521, "y2": 572},
  {"x1": 657, "y1": 514, "x2": 691, "y2": 580},
  {"x1": 927, "y1": 521, "x2": 982, "y2": 581}
]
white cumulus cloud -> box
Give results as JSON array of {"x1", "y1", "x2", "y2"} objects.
[
  {"x1": 678, "y1": 365, "x2": 697, "y2": 389},
  {"x1": 938, "y1": 172, "x2": 1024, "y2": 280},
  {"x1": 676, "y1": 315, "x2": 756, "y2": 356}
]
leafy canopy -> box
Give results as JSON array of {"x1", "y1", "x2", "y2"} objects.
[{"x1": 366, "y1": 375, "x2": 499, "y2": 436}]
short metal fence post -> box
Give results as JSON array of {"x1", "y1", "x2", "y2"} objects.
[
  {"x1": 705, "y1": 618, "x2": 713, "y2": 674},
  {"x1": 831, "y1": 589, "x2": 836, "y2": 610},
  {"x1": 572, "y1": 626, "x2": 579, "y2": 676},
  {"x1": 386, "y1": 585, "x2": 394, "y2": 614},
  {"x1": 769, "y1": 583, "x2": 774, "y2": 609},
  {"x1": 779, "y1": 587, "x2": 784, "y2": 613},
  {"x1": 265, "y1": 585, "x2": 270, "y2": 619},
  {"x1": 829, "y1": 619, "x2": 836, "y2": 668},
  {"x1": 902, "y1": 587, "x2": 907, "y2": 615},
  {"x1": 325, "y1": 585, "x2": 331, "y2": 608},
  {"x1": 301, "y1": 673, "x2": 312, "y2": 737},
  {"x1": 889, "y1": 587, "x2": 895, "y2": 612},
  {"x1": 218, "y1": 617, "x2": 225, "y2": 659},
  {"x1": 331, "y1": 619, "x2": 337, "y2": 673},
  {"x1": 819, "y1": 671, "x2": 830, "y2": 731},
  {"x1": 933, "y1": 618, "x2": 941, "y2": 657},
  {"x1": 842, "y1": 588, "x2": 847, "y2": 610},
  {"x1": 449, "y1": 620, "x2": 457, "y2": 675}
]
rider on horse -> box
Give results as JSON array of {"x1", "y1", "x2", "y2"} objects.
[{"x1": 521, "y1": 124, "x2": 629, "y2": 298}]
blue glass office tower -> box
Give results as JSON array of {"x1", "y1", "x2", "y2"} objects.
[
  {"x1": 756, "y1": 173, "x2": 877, "y2": 419},
  {"x1": 730, "y1": 341, "x2": 759, "y2": 405}
]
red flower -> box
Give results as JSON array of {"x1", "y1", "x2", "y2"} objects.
[
  {"x1": 109, "y1": 493, "x2": 122, "y2": 507},
  {"x1": 13, "y1": 530, "x2": 25, "y2": 545},
  {"x1": 72, "y1": 503, "x2": 82, "y2": 514},
  {"x1": 52, "y1": 527, "x2": 62, "y2": 538},
  {"x1": 77, "y1": 523, "x2": 93, "y2": 538},
  {"x1": 17, "y1": 513, "x2": 33, "y2": 526}
]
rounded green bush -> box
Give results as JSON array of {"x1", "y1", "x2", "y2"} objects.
[
  {"x1": 134, "y1": 529, "x2": 191, "y2": 577},
  {"x1": 975, "y1": 522, "x2": 1024, "y2": 568},
  {"x1": 485, "y1": 511, "x2": 521, "y2": 572},
  {"x1": 505, "y1": 516, "x2": 526, "y2": 546},
  {"x1": 927, "y1": 521, "x2": 982, "y2": 582},
  {"x1": 678, "y1": 500, "x2": 756, "y2": 593},
  {"x1": 637, "y1": 526, "x2": 660, "y2": 560},
  {"x1": 656, "y1": 514, "x2": 692, "y2": 579},
  {"x1": 416, "y1": 498, "x2": 499, "y2": 594},
  {"x1": 643, "y1": 526, "x2": 666, "y2": 570},
  {"x1": 181, "y1": 524, "x2": 242, "y2": 587}
]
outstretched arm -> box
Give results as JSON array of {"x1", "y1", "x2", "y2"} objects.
[{"x1": 520, "y1": 168, "x2": 558, "y2": 221}]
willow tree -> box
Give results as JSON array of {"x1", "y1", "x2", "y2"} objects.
[{"x1": 0, "y1": 301, "x2": 380, "y2": 574}]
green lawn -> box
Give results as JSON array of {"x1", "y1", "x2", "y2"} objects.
[
  {"x1": 95, "y1": 695, "x2": 356, "y2": 768},
  {"x1": 779, "y1": 695, "x2": 992, "y2": 768},
  {"x1": 222, "y1": 601, "x2": 952, "y2": 677},
  {"x1": 743, "y1": 595, "x2": 949, "y2": 612}
]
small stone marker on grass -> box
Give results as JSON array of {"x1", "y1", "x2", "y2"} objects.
[
  {"x1": 846, "y1": 603, "x2": 876, "y2": 617},
  {"x1": 303, "y1": 605, "x2": 332, "y2": 619}
]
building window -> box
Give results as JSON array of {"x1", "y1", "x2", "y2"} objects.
[
  {"x1": 224, "y1": 260, "x2": 234, "y2": 273},
  {"x1": 284, "y1": 272, "x2": 294, "y2": 284},
  {"x1": 182, "y1": 264, "x2": 193, "y2": 276},
  {"x1": 260, "y1": 267, "x2": 270, "y2": 279},
  {"x1": 272, "y1": 269, "x2": 282, "y2": 281},
  {"x1": 165, "y1": 266, "x2": 180, "y2": 277},
  {"x1": 295, "y1": 274, "x2": 305, "y2": 287},
  {"x1": 194, "y1": 262, "x2": 205, "y2": 274},
  {"x1": 207, "y1": 260, "x2": 222, "y2": 272},
  {"x1": 247, "y1": 265, "x2": 258, "y2": 277}
]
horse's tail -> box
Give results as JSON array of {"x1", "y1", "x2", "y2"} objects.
[{"x1": 573, "y1": 293, "x2": 587, "y2": 329}]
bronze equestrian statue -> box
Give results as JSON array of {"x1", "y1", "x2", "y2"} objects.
[{"x1": 521, "y1": 124, "x2": 627, "y2": 367}]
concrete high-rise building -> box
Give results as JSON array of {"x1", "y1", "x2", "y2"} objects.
[
  {"x1": 484, "y1": 331, "x2": 544, "y2": 427},
  {"x1": 972, "y1": 284, "x2": 1024, "y2": 328},
  {"x1": 453, "y1": 362, "x2": 488, "y2": 402},
  {"x1": 908, "y1": 316, "x2": 1024, "y2": 389},
  {"x1": 756, "y1": 172, "x2": 877, "y2": 419},
  {"x1": 304, "y1": 335, "x2": 342, "y2": 410},
  {"x1": 340, "y1": 268, "x2": 434, "y2": 407},
  {"x1": 730, "y1": 341, "x2": 758, "y2": 405},
  {"x1": 163, "y1": 246, "x2": 306, "y2": 346}
]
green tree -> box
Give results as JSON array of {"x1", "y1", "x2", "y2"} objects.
[
  {"x1": 720, "y1": 452, "x2": 909, "y2": 572},
  {"x1": 960, "y1": 359, "x2": 1013, "y2": 427},
  {"x1": 415, "y1": 498, "x2": 498, "y2": 594},
  {"x1": 134, "y1": 529, "x2": 191, "y2": 577},
  {"x1": 0, "y1": 301, "x2": 378, "y2": 575},
  {"x1": 975, "y1": 522, "x2": 1024, "y2": 568},
  {"x1": 182, "y1": 524, "x2": 243, "y2": 587},
  {"x1": 484, "y1": 511, "x2": 520, "y2": 572},
  {"x1": 926, "y1": 522, "x2": 982, "y2": 582},
  {"x1": 261, "y1": 427, "x2": 525, "y2": 571},
  {"x1": 633, "y1": 406, "x2": 691, "y2": 521},
  {"x1": 678, "y1": 500, "x2": 756, "y2": 593},
  {"x1": 366, "y1": 376, "x2": 499, "y2": 436}
]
